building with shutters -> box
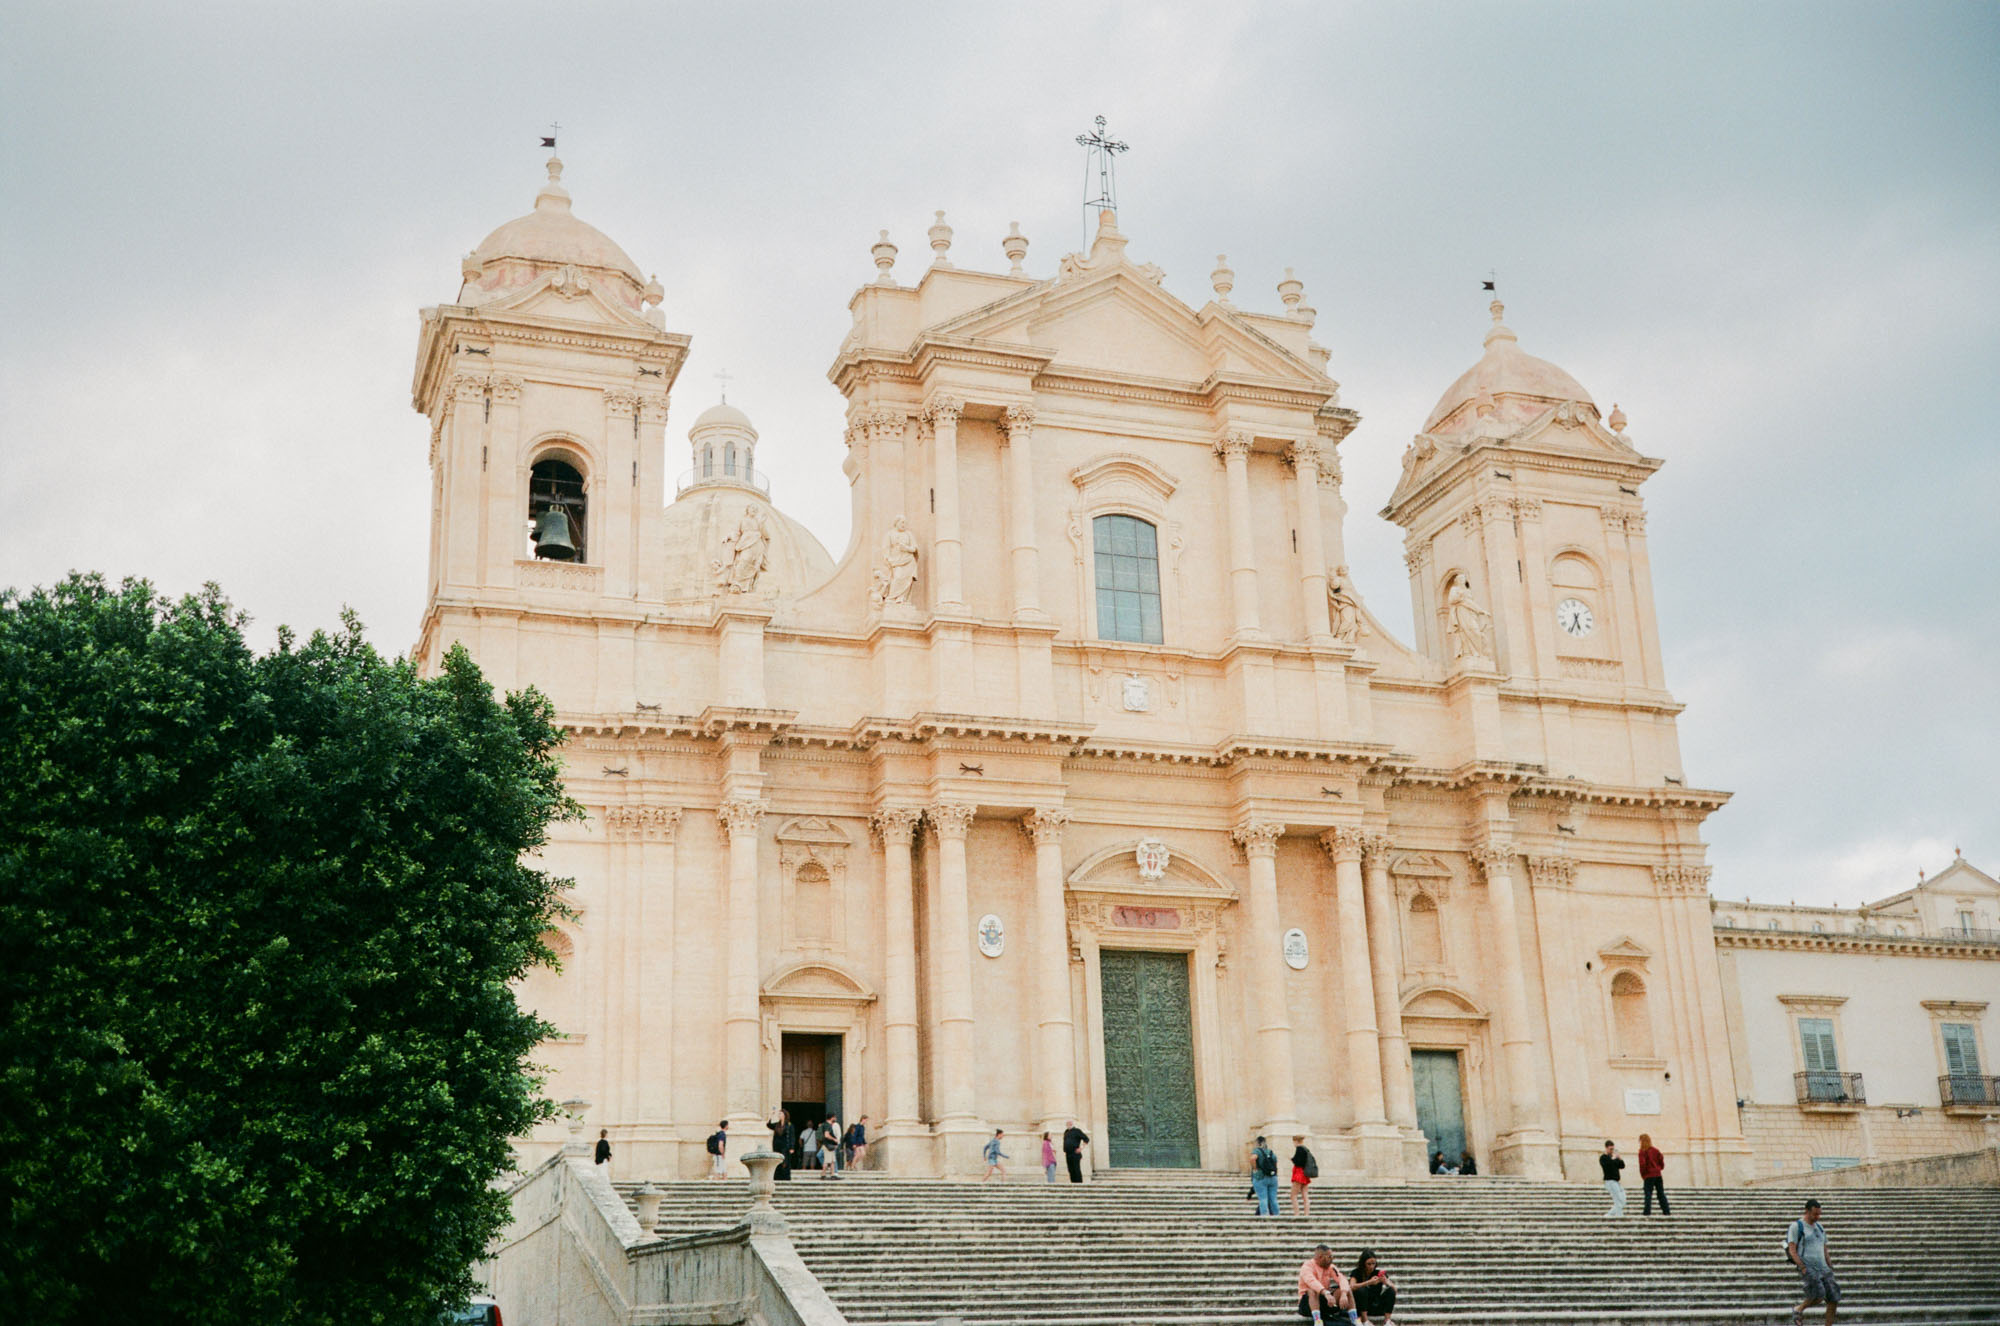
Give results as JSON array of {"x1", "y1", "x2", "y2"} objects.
[
  {"x1": 412, "y1": 153, "x2": 1756, "y2": 1183},
  {"x1": 1712, "y1": 853, "x2": 2000, "y2": 1174}
]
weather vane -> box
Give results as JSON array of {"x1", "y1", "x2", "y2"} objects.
[
  {"x1": 1075, "y1": 114, "x2": 1129, "y2": 246},
  {"x1": 539, "y1": 121, "x2": 561, "y2": 152},
  {"x1": 713, "y1": 368, "x2": 735, "y2": 403}
]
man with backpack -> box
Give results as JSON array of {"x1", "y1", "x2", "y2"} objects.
[
  {"x1": 1250, "y1": 1135, "x2": 1281, "y2": 1216},
  {"x1": 705, "y1": 1120, "x2": 729, "y2": 1179},
  {"x1": 1787, "y1": 1198, "x2": 1840, "y2": 1325}
]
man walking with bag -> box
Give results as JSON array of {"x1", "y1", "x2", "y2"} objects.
[{"x1": 1250, "y1": 1135, "x2": 1281, "y2": 1217}]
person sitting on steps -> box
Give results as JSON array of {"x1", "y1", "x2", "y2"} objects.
[
  {"x1": 1349, "y1": 1249, "x2": 1397, "y2": 1325},
  {"x1": 1295, "y1": 1244, "x2": 1357, "y2": 1324}
]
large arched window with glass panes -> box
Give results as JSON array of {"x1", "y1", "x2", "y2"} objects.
[{"x1": 1093, "y1": 514, "x2": 1163, "y2": 644}]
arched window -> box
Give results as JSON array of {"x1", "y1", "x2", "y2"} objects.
[
  {"x1": 1768, "y1": 919, "x2": 1781, "y2": 930},
  {"x1": 702, "y1": 444, "x2": 714, "y2": 478},
  {"x1": 1611, "y1": 970, "x2": 1654, "y2": 1058},
  {"x1": 1551, "y1": 553, "x2": 1599, "y2": 590},
  {"x1": 516, "y1": 927, "x2": 579, "y2": 1039},
  {"x1": 528, "y1": 457, "x2": 587, "y2": 562},
  {"x1": 1811, "y1": 921, "x2": 1825, "y2": 933},
  {"x1": 1093, "y1": 514, "x2": 1163, "y2": 644},
  {"x1": 725, "y1": 442, "x2": 738, "y2": 477},
  {"x1": 1407, "y1": 892, "x2": 1444, "y2": 966}
]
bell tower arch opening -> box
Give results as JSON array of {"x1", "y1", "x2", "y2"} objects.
[{"x1": 528, "y1": 453, "x2": 588, "y2": 562}]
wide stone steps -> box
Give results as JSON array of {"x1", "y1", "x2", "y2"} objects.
[{"x1": 616, "y1": 1176, "x2": 2000, "y2": 1325}]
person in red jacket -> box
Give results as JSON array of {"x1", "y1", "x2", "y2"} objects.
[{"x1": 1637, "y1": 1132, "x2": 1669, "y2": 1215}]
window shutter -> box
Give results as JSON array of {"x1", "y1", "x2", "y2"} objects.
[
  {"x1": 1799, "y1": 1018, "x2": 1839, "y2": 1073},
  {"x1": 1942, "y1": 1023, "x2": 1981, "y2": 1077}
]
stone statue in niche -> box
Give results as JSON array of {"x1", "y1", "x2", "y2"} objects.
[
  {"x1": 714, "y1": 505, "x2": 770, "y2": 593},
  {"x1": 869, "y1": 516, "x2": 920, "y2": 607},
  {"x1": 1445, "y1": 577, "x2": 1494, "y2": 660},
  {"x1": 1326, "y1": 565, "x2": 1362, "y2": 644}
]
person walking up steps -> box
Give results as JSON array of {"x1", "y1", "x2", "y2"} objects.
[
  {"x1": 1788, "y1": 1198, "x2": 1840, "y2": 1325},
  {"x1": 800, "y1": 1115, "x2": 821, "y2": 1172},
  {"x1": 818, "y1": 1116, "x2": 841, "y2": 1178},
  {"x1": 706, "y1": 1120, "x2": 729, "y2": 1179},
  {"x1": 1041, "y1": 1131, "x2": 1058, "y2": 1183},
  {"x1": 981, "y1": 1128, "x2": 1010, "y2": 1181},
  {"x1": 844, "y1": 1115, "x2": 868, "y2": 1171},
  {"x1": 1251, "y1": 1136, "x2": 1281, "y2": 1216},
  {"x1": 1638, "y1": 1132, "x2": 1669, "y2": 1215},
  {"x1": 593, "y1": 1129, "x2": 611, "y2": 1166},
  {"x1": 1599, "y1": 1139, "x2": 1626, "y2": 1216},
  {"x1": 1294, "y1": 1244, "x2": 1357, "y2": 1323},
  {"x1": 1062, "y1": 1120, "x2": 1089, "y2": 1183},
  {"x1": 766, "y1": 1108, "x2": 794, "y2": 1181},
  {"x1": 1289, "y1": 1135, "x2": 1318, "y2": 1218}
]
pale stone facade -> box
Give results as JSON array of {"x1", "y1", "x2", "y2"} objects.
[
  {"x1": 412, "y1": 158, "x2": 1753, "y2": 1183},
  {"x1": 1714, "y1": 856, "x2": 2000, "y2": 1174}
]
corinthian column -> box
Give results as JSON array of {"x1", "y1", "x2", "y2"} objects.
[
  {"x1": 1024, "y1": 809, "x2": 1075, "y2": 1133},
  {"x1": 1471, "y1": 838, "x2": 1561, "y2": 1177},
  {"x1": 1288, "y1": 441, "x2": 1332, "y2": 641},
  {"x1": 871, "y1": 807, "x2": 924, "y2": 1162},
  {"x1": 1215, "y1": 431, "x2": 1262, "y2": 636},
  {"x1": 928, "y1": 802, "x2": 981, "y2": 1167},
  {"x1": 1361, "y1": 835, "x2": 1418, "y2": 1133},
  {"x1": 924, "y1": 395, "x2": 965, "y2": 611},
  {"x1": 1320, "y1": 827, "x2": 1387, "y2": 1127},
  {"x1": 1001, "y1": 404, "x2": 1043, "y2": 620},
  {"x1": 1232, "y1": 819, "x2": 1299, "y2": 1135},
  {"x1": 718, "y1": 798, "x2": 767, "y2": 1134}
]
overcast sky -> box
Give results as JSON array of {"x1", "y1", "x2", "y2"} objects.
[{"x1": 3, "y1": 2, "x2": 1994, "y2": 908}]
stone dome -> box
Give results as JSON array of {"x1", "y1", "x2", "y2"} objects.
[
  {"x1": 1423, "y1": 300, "x2": 1594, "y2": 434},
  {"x1": 660, "y1": 487, "x2": 835, "y2": 603},
  {"x1": 692, "y1": 400, "x2": 755, "y2": 434},
  {"x1": 458, "y1": 157, "x2": 648, "y2": 308}
]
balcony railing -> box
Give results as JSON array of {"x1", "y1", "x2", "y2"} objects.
[
  {"x1": 1939, "y1": 1074, "x2": 2000, "y2": 1107},
  {"x1": 1795, "y1": 1070, "x2": 1865, "y2": 1106},
  {"x1": 676, "y1": 466, "x2": 769, "y2": 495}
]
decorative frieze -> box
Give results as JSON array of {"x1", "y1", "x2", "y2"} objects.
[{"x1": 517, "y1": 560, "x2": 604, "y2": 593}]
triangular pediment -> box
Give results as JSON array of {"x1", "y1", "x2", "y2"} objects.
[
  {"x1": 923, "y1": 265, "x2": 1323, "y2": 388},
  {"x1": 774, "y1": 815, "x2": 850, "y2": 846},
  {"x1": 1598, "y1": 935, "x2": 1653, "y2": 965}
]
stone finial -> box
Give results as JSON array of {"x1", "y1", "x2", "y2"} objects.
[
  {"x1": 1607, "y1": 402, "x2": 1627, "y2": 433},
  {"x1": 1210, "y1": 255, "x2": 1235, "y2": 304},
  {"x1": 929, "y1": 210, "x2": 954, "y2": 265},
  {"x1": 1277, "y1": 267, "x2": 1305, "y2": 313},
  {"x1": 871, "y1": 230, "x2": 898, "y2": 285},
  {"x1": 536, "y1": 156, "x2": 571, "y2": 212},
  {"x1": 1002, "y1": 222, "x2": 1029, "y2": 275},
  {"x1": 461, "y1": 252, "x2": 482, "y2": 282},
  {"x1": 642, "y1": 273, "x2": 663, "y2": 309}
]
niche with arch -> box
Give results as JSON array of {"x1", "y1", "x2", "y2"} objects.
[
  {"x1": 1548, "y1": 550, "x2": 1614, "y2": 662},
  {"x1": 777, "y1": 817, "x2": 852, "y2": 954},
  {"x1": 516, "y1": 926, "x2": 584, "y2": 1043},
  {"x1": 1390, "y1": 853, "x2": 1456, "y2": 978},
  {"x1": 1609, "y1": 970, "x2": 1655, "y2": 1059},
  {"x1": 528, "y1": 452, "x2": 589, "y2": 562}
]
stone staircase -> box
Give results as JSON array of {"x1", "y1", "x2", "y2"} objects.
[{"x1": 617, "y1": 1170, "x2": 2000, "y2": 1325}]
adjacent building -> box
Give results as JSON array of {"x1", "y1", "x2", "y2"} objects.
[
  {"x1": 411, "y1": 156, "x2": 1755, "y2": 1183},
  {"x1": 1714, "y1": 854, "x2": 2000, "y2": 1173}
]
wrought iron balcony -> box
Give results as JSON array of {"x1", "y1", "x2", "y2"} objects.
[
  {"x1": 1795, "y1": 1070, "x2": 1865, "y2": 1106},
  {"x1": 1939, "y1": 1074, "x2": 2000, "y2": 1107}
]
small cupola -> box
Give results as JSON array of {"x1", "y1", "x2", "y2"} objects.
[{"x1": 681, "y1": 397, "x2": 763, "y2": 495}]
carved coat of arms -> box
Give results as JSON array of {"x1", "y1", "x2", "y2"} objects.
[{"x1": 1135, "y1": 838, "x2": 1170, "y2": 881}]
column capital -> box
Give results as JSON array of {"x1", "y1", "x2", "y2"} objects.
[
  {"x1": 1469, "y1": 841, "x2": 1516, "y2": 878},
  {"x1": 638, "y1": 392, "x2": 670, "y2": 424},
  {"x1": 1022, "y1": 807, "x2": 1070, "y2": 846},
  {"x1": 603, "y1": 387, "x2": 640, "y2": 417},
  {"x1": 1318, "y1": 824, "x2": 1368, "y2": 864},
  {"x1": 1362, "y1": 832, "x2": 1395, "y2": 862},
  {"x1": 1001, "y1": 402, "x2": 1036, "y2": 437},
  {"x1": 869, "y1": 805, "x2": 923, "y2": 847},
  {"x1": 1526, "y1": 853, "x2": 1577, "y2": 888},
  {"x1": 1283, "y1": 439, "x2": 1325, "y2": 474},
  {"x1": 489, "y1": 373, "x2": 523, "y2": 403},
  {"x1": 862, "y1": 407, "x2": 908, "y2": 441},
  {"x1": 449, "y1": 371, "x2": 489, "y2": 403},
  {"x1": 922, "y1": 394, "x2": 964, "y2": 427},
  {"x1": 926, "y1": 801, "x2": 976, "y2": 840},
  {"x1": 1653, "y1": 863, "x2": 1712, "y2": 896},
  {"x1": 717, "y1": 798, "x2": 768, "y2": 837},
  {"x1": 1214, "y1": 429, "x2": 1255, "y2": 460},
  {"x1": 1232, "y1": 819, "x2": 1284, "y2": 858}
]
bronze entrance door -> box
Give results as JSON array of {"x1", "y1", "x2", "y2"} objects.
[{"x1": 1099, "y1": 949, "x2": 1200, "y2": 1168}]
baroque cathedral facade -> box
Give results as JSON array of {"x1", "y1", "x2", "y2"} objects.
[{"x1": 412, "y1": 156, "x2": 1752, "y2": 1184}]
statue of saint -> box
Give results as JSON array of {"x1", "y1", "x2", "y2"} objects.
[
  {"x1": 1445, "y1": 578, "x2": 1493, "y2": 660},
  {"x1": 869, "y1": 516, "x2": 920, "y2": 607},
  {"x1": 715, "y1": 505, "x2": 770, "y2": 594},
  {"x1": 1326, "y1": 565, "x2": 1361, "y2": 644}
]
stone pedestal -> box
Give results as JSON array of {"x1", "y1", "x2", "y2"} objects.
[
  {"x1": 741, "y1": 1150, "x2": 787, "y2": 1233},
  {"x1": 632, "y1": 1183, "x2": 665, "y2": 1234},
  {"x1": 1351, "y1": 1122, "x2": 1409, "y2": 1178},
  {"x1": 870, "y1": 1125, "x2": 936, "y2": 1176},
  {"x1": 1493, "y1": 1128, "x2": 1565, "y2": 1181}
]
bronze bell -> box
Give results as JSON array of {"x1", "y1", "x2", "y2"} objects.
[{"x1": 531, "y1": 505, "x2": 577, "y2": 560}]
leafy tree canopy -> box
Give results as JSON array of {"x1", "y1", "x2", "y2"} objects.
[{"x1": 0, "y1": 575, "x2": 575, "y2": 1324}]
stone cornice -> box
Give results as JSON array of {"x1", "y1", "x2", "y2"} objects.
[{"x1": 1715, "y1": 928, "x2": 2000, "y2": 960}]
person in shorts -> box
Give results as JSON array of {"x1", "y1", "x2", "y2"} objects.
[
  {"x1": 1787, "y1": 1198, "x2": 1839, "y2": 1325},
  {"x1": 1294, "y1": 1244, "x2": 1355, "y2": 1323},
  {"x1": 705, "y1": 1120, "x2": 729, "y2": 1178},
  {"x1": 1289, "y1": 1135, "x2": 1317, "y2": 1218}
]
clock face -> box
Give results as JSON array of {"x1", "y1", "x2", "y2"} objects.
[{"x1": 1556, "y1": 598, "x2": 1595, "y2": 638}]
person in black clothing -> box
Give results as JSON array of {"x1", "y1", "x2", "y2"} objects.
[
  {"x1": 1289, "y1": 1136, "x2": 1319, "y2": 1218},
  {"x1": 1062, "y1": 1120, "x2": 1089, "y2": 1183},
  {"x1": 1349, "y1": 1249, "x2": 1397, "y2": 1324},
  {"x1": 1458, "y1": 1149, "x2": 1477, "y2": 1176},
  {"x1": 593, "y1": 1129, "x2": 612, "y2": 1166},
  {"x1": 1428, "y1": 1150, "x2": 1446, "y2": 1175},
  {"x1": 766, "y1": 1108, "x2": 794, "y2": 1180},
  {"x1": 1599, "y1": 1139, "x2": 1627, "y2": 1216}
]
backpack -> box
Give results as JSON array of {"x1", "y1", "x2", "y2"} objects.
[
  {"x1": 706, "y1": 1130, "x2": 725, "y2": 1156},
  {"x1": 1255, "y1": 1147, "x2": 1277, "y2": 1176},
  {"x1": 1303, "y1": 1150, "x2": 1319, "y2": 1180}
]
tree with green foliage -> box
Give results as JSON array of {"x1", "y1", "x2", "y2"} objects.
[{"x1": 0, "y1": 574, "x2": 575, "y2": 1325}]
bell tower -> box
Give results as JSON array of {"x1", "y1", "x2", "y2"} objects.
[
  {"x1": 1381, "y1": 300, "x2": 1669, "y2": 696},
  {"x1": 411, "y1": 155, "x2": 689, "y2": 667}
]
